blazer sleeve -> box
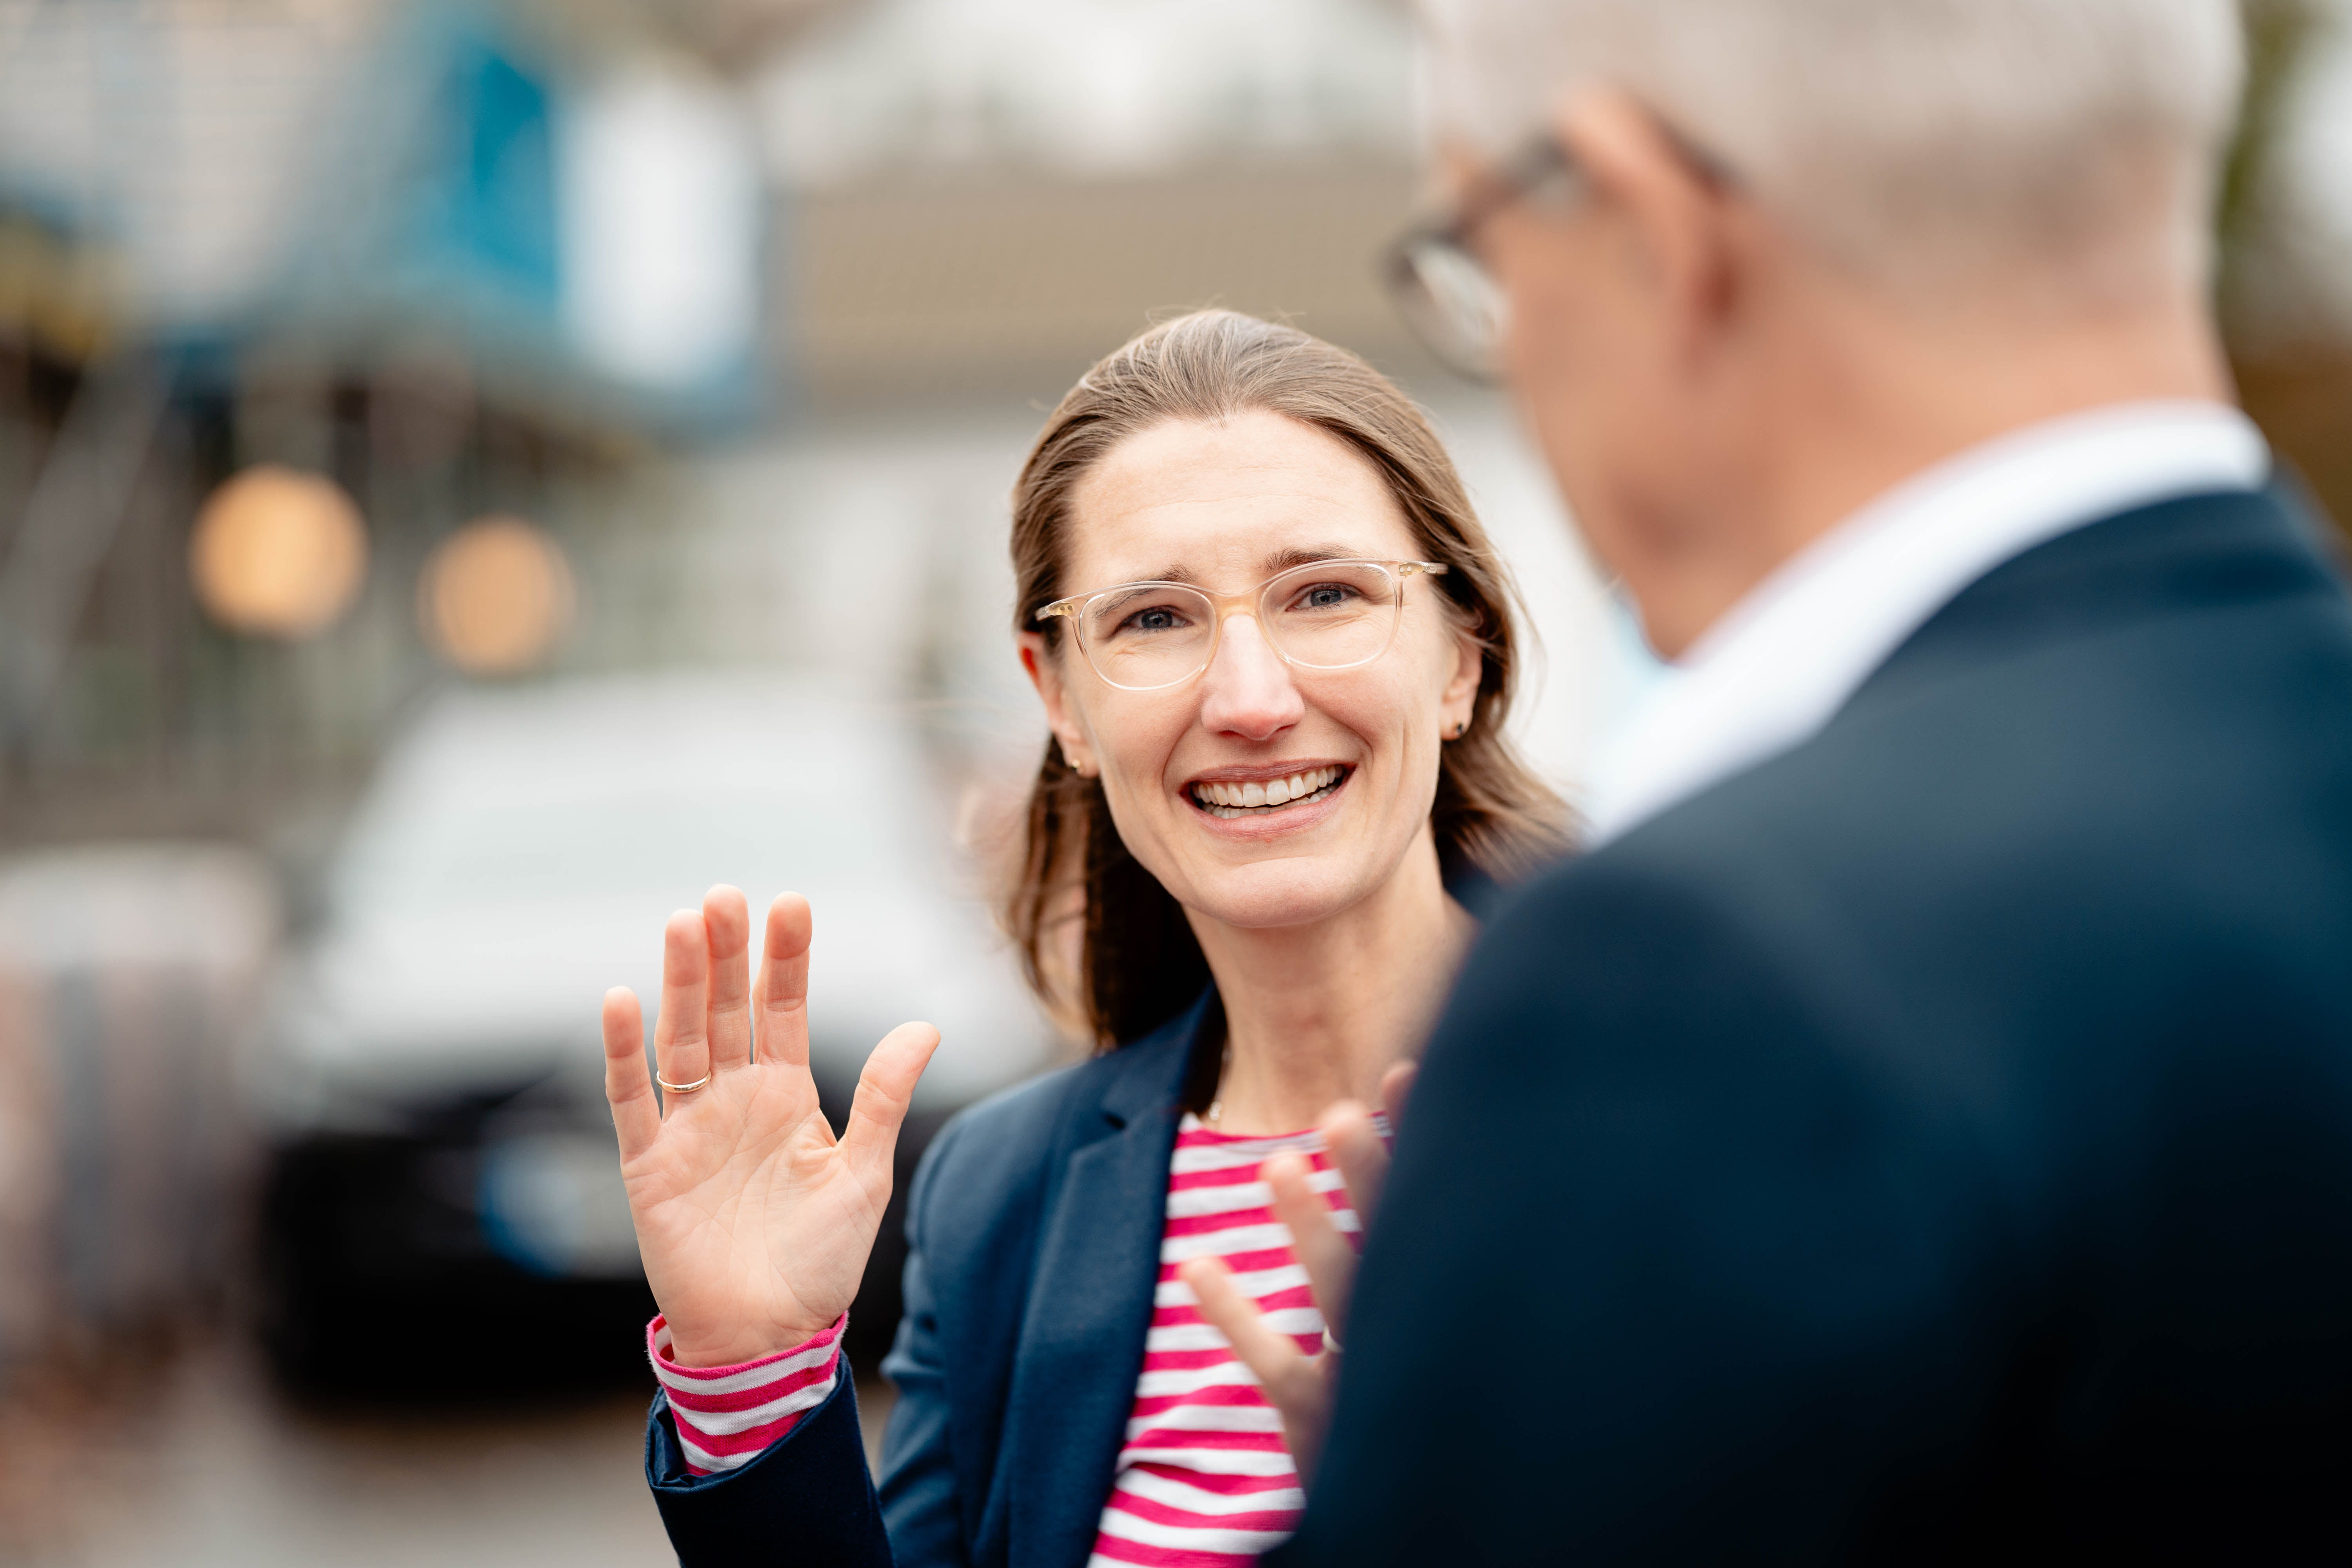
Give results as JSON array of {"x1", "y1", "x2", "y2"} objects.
[
  {"x1": 1274, "y1": 851, "x2": 1986, "y2": 1564},
  {"x1": 646, "y1": 1364, "x2": 891, "y2": 1565}
]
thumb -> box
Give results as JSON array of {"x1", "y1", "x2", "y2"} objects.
[
  {"x1": 1378, "y1": 1060, "x2": 1417, "y2": 1123},
  {"x1": 840, "y1": 1021, "x2": 942, "y2": 1188}
]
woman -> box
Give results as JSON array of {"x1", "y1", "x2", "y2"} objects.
[{"x1": 604, "y1": 310, "x2": 1565, "y2": 1566}]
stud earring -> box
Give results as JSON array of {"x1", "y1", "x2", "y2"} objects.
[{"x1": 1448, "y1": 720, "x2": 1468, "y2": 740}]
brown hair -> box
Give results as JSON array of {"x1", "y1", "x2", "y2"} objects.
[{"x1": 1002, "y1": 310, "x2": 1568, "y2": 1048}]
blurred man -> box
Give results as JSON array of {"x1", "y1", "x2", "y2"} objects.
[{"x1": 1280, "y1": 0, "x2": 2352, "y2": 1558}]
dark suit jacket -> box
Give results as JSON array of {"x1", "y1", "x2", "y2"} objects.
[
  {"x1": 1275, "y1": 486, "x2": 2352, "y2": 1563},
  {"x1": 645, "y1": 995, "x2": 1218, "y2": 1568}
]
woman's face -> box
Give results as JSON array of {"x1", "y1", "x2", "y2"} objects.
[{"x1": 1021, "y1": 410, "x2": 1482, "y2": 933}]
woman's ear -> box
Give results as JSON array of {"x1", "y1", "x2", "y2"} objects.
[
  {"x1": 1439, "y1": 629, "x2": 1483, "y2": 740},
  {"x1": 1019, "y1": 631, "x2": 1096, "y2": 776}
]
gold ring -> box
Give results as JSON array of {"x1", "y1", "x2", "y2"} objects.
[{"x1": 656, "y1": 1071, "x2": 712, "y2": 1094}]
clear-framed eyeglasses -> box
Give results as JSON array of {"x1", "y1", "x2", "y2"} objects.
[{"x1": 1034, "y1": 559, "x2": 1452, "y2": 693}]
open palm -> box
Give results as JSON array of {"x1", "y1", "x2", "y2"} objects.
[{"x1": 603, "y1": 886, "x2": 938, "y2": 1369}]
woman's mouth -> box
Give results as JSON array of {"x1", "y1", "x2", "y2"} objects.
[{"x1": 1188, "y1": 765, "x2": 1348, "y2": 820}]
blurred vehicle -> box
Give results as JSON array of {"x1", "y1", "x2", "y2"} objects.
[{"x1": 247, "y1": 672, "x2": 1051, "y2": 1388}]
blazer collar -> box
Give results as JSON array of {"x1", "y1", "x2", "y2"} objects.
[
  {"x1": 1099, "y1": 989, "x2": 1218, "y2": 1127},
  {"x1": 983, "y1": 991, "x2": 1220, "y2": 1568},
  {"x1": 1849, "y1": 486, "x2": 2322, "y2": 719}
]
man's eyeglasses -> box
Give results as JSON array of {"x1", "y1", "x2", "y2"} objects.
[
  {"x1": 1382, "y1": 122, "x2": 1737, "y2": 383},
  {"x1": 1035, "y1": 559, "x2": 1450, "y2": 692},
  {"x1": 1382, "y1": 135, "x2": 1586, "y2": 384}
]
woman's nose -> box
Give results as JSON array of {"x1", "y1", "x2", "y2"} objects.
[{"x1": 1197, "y1": 614, "x2": 1304, "y2": 742}]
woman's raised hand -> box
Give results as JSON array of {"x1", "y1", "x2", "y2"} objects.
[
  {"x1": 1177, "y1": 1060, "x2": 1416, "y2": 1489},
  {"x1": 603, "y1": 886, "x2": 939, "y2": 1369}
]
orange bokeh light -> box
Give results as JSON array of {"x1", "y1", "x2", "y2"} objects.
[
  {"x1": 418, "y1": 516, "x2": 576, "y2": 676},
  {"x1": 187, "y1": 465, "x2": 368, "y2": 638}
]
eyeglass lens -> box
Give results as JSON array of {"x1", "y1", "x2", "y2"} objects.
[
  {"x1": 1076, "y1": 561, "x2": 1410, "y2": 690},
  {"x1": 1396, "y1": 238, "x2": 1508, "y2": 380}
]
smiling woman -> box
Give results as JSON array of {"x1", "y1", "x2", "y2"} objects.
[
  {"x1": 619, "y1": 310, "x2": 1568, "y2": 1568},
  {"x1": 1007, "y1": 311, "x2": 1566, "y2": 1049}
]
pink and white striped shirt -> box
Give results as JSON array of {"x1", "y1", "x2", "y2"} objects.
[
  {"x1": 1087, "y1": 1113, "x2": 1369, "y2": 1567},
  {"x1": 648, "y1": 1112, "x2": 1371, "y2": 1564}
]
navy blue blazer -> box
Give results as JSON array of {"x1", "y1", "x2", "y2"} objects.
[
  {"x1": 1277, "y1": 485, "x2": 2352, "y2": 1562},
  {"x1": 646, "y1": 993, "x2": 1218, "y2": 1568}
]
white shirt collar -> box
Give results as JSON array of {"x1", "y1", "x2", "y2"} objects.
[{"x1": 1583, "y1": 400, "x2": 2272, "y2": 848}]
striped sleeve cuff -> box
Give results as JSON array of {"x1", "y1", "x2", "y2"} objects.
[{"x1": 647, "y1": 1313, "x2": 846, "y2": 1477}]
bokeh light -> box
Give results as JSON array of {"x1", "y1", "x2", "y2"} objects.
[
  {"x1": 417, "y1": 515, "x2": 577, "y2": 676},
  {"x1": 186, "y1": 464, "x2": 368, "y2": 639}
]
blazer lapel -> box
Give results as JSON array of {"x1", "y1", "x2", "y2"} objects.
[{"x1": 989, "y1": 998, "x2": 1211, "y2": 1568}]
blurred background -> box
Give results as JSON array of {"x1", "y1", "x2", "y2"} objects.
[{"x1": 0, "y1": 0, "x2": 2346, "y2": 1563}]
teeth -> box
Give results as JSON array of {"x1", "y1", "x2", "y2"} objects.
[{"x1": 1191, "y1": 766, "x2": 1343, "y2": 815}]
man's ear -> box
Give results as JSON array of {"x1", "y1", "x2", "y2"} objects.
[
  {"x1": 1553, "y1": 86, "x2": 1743, "y2": 362},
  {"x1": 1018, "y1": 631, "x2": 1093, "y2": 774}
]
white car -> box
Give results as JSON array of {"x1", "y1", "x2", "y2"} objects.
[{"x1": 250, "y1": 672, "x2": 1052, "y2": 1384}]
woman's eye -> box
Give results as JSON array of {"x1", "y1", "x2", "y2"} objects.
[
  {"x1": 1117, "y1": 605, "x2": 1191, "y2": 635},
  {"x1": 1293, "y1": 583, "x2": 1359, "y2": 611}
]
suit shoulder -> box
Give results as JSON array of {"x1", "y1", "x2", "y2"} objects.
[
  {"x1": 1632, "y1": 588, "x2": 2352, "y2": 897},
  {"x1": 1468, "y1": 776, "x2": 1960, "y2": 1054},
  {"x1": 1517, "y1": 598, "x2": 2352, "y2": 1042}
]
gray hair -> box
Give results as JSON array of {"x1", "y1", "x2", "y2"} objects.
[{"x1": 1420, "y1": 0, "x2": 2246, "y2": 296}]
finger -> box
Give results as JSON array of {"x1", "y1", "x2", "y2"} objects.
[
  {"x1": 1181, "y1": 1256, "x2": 1337, "y2": 1488},
  {"x1": 1321, "y1": 1099, "x2": 1392, "y2": 1230},
  {"x1": 603, "y1": 987, "x2": 660, "y2": 1161},
  {"x1": 840, "y1": 1022, "x2": 943, "y2": 1193},
  {"x1": 654, "y1": 909, "x2": 711, "y2": 1105},
  {"x1": 1265, "y1": 1151, "x2": 1359, "y2": 1339},
  {"x1": 703, "y1": 885, "x2": 754, "y2": 1072},
  {"x1": 1179, "y1": 1256, "x2": 1318, "y2": 1395},
  {"x1": 755, "y1": 893, "x2": 814, "y2": 1071},
  {"x1": 1378, "y1": 1060, "x2": 1417, "y2": 1124}
]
